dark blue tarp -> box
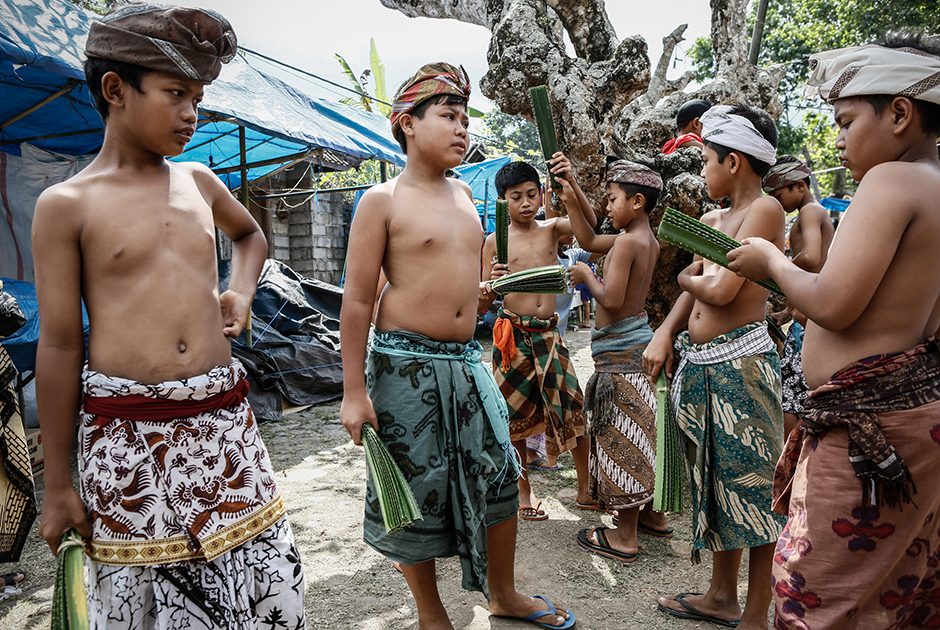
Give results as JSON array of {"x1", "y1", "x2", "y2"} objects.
[
  {"x1": 0, "y1": 278, "x2": 89, "y2": 373},
  {"x1": 0, "y1": 0, "x2": 405, "y2": 186},
  {"x1": 453, "y1": 155, "x2": 512, "y2": 233}
]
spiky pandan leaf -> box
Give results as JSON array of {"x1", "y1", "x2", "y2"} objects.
[
  {"x1": 335, "y1": 53, "x2": 371, "y2": 112},
  {"x1": 370, "y1": 38, "x2": 391, "y2": 118},
  {"x1": 491, "y1": 265, "x2": 569, "y2": 295},
  {"x1": 657, "y1": 208, "x2": 784, "y2": 295},
  {"x1": 362, "y1": 424, "x2": 422, "y2": 534}
]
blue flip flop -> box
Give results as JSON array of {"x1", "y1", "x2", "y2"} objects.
[
  {"x1": 522, "y1": 594, "x2": 576, "y2": 629},
  {"x1": 529, "y1": 457, "x2": 564, "y2": 471}
]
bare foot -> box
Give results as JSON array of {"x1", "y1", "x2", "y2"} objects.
[
  {"x1": 658, "y1": 592, "x2": 742, "y2": 626},
  {"x1": 490, "y1": 593, "x2": 572, "y2": 628},
  {"x1": 638, "y1": 509, "x2": 671, "y2": 531}
]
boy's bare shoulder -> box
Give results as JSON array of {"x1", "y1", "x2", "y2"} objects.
[
  {"x1": 449, "y1": 177, "x2": 474, "y2": 200},
  {"x1": 799, "y1": 200, "x2": 830, "y2": 221},
  {"x1": 863, "y1": 160, "x2": 940, "y2": 199}
]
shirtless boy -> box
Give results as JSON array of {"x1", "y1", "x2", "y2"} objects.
[
  {"x1": 33, "y1": 7, "x2": 305, "y2": 628},
  {"x1": 556, "y1": 156, "x2": 673, "y2": 563},
  {"x1": 763, "y1": 155, "x2": 835, "y2": 435},
  {"x1": 728, "y1": 34, "x2": 940, "y2": 629},
  {"x1": 644, "y1": 104, "x2": 787, "y2": 629},
  {"x1": 340, "y1": 62, "x2": 574, "y2": 630},
  {"x1": 481, "y1": 159, "x2": 595, "y2": 521}
]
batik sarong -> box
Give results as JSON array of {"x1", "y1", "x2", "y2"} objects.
[
  {"x1": 772, "y1": 338, "x2": 940, "y2": 630},
  {"x1": 781, "y1": 322, "x2": 809, "y2": 416},
  {"x1": 672, "y1": 322, "x2": 787, "y2": 562},
  {"x1": 365, "y1": 330, "x2": 521, "y2": 598},
  {"x1": 0, "y1": 346, "x2": 35, "y2": 562},
  {"x1": 492, "y1": 308, "x2": 584, "y2": 455},
  {"x1": 585, "y1": 313, "x2": 657, "y2": 510},
  {"x1": 78, "y1": 359, "x2": 286, "y2": 565},
  {"x1": 79, "y1": 358, "x2": 304, "y2": 629},
  {"x1": 88, "y1": 515, "x2": 304, "y2": 630}
]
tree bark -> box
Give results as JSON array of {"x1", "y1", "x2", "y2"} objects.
[{"x1": 378, "y1": 0, "x2": 785, "y2": 327}]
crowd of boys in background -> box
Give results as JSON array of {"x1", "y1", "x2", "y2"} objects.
[{"x1": 18, "y1": 3, "x2": 940, "y2": 630}]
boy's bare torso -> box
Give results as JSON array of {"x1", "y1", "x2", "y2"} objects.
[
  {"x1": 689, "y1": 204, "x2": 778, "y2": 344},
  {"x1": 501, "y1": 219, "x2": 564, "y2": 321},
  {"x1": 802, "y1": 162, "x2": 940, "y2": 388},
  {"x1": 374, "y1": 177, "x2": 483, "y2": 342},
  {"x1": 594, "y1": 230, "x2": 658, "y2": 329},
  {"x1": 50, "y1": 161, "x2": 231, "y2": 383},
  {"x1": 790, "y1": 202, "x2": 834, "y2": 273}
]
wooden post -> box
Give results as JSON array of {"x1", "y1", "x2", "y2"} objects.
[
  {"x1": 238, "y1": 126, "x2": 252, "y2": 346},
  {"x1": 748, "y1": 0, "x2": 770, "y2": 65}
]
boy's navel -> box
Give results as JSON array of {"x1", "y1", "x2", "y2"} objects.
[
  {"x1": 424, "y1": 238, "x2": 433, "y2": 247},
  {"x1": 178, "y1": 341, "x2": 187, "y2": 353}
]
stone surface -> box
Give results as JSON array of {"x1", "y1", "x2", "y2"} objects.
[{"x1": 380, "y1": 0, "x2": 785, "y2": 327}]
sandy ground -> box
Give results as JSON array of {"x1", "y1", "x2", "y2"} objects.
[{"x1": 0, "y1": 326, "x2": 761, "y2": 629}]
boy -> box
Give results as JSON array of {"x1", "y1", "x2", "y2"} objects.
[
  {"x1": 33, "y1": 7, "x2": 305, "y2": 628},
  {"x1": 728, "y1": 34, "x2": 940, "y2": 629},
  {"x1": 481, "y1": 160, "x2": 596, "y2": 521},
  {"x1": 559, "y1": 157, "x2": 674, "y2": 562},
  {"x1": 763, "y1": 155, "x2": 835, "y2": 435},
  {"x1": 340, "y1": 62, "x2": 574, "y2": 629},
  {"x1": 662, "y1": 98, "x2": 712, "y2": 154},
  {"x1": 644, "y1": 104, "x2": 787, "y2": 629}
]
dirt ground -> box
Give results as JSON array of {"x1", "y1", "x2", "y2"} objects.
[{"x1": 0, "y1": 327, "x2": 760, "y2": 629}]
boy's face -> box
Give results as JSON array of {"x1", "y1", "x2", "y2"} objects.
[
  {"x1": 503, "y1": 180, "x2": 541, "y2": 223},
  {"x1": 701, "y1": 144, "x2": 733, "y2": 200},
  {"x1": 119, "y1": 71, "x2": 204, "y2": 157},
  {"x1": 606, "y1": 183, "x2": 639, "y2": 230},
  {"x1": 834, "y1": 97, "x2": 894, "y2": 181},
  {"x1": 769, "y1": 182, "x2": 804, "y2": 213},
  {"x1": 406, "y1": 101, "x2": 469, "y2": 169}
]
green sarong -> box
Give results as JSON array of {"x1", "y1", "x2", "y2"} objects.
[
  {"x1": 364, "y1": 330, "x2": 521, "y2": 598},
  {"x1": 672, "y1": 322, "x2": 787, "y2": 562}
]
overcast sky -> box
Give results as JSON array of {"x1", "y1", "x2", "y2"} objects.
[{"x1": 192, "y1": 0, "x2": 715, "y2": 120}]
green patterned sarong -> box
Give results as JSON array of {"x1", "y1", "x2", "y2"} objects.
[
  {"x1": 364, "y1": 330, "x2": 520, "y2": 598},
  {"x1": 672, "y1": 322, "x2": 786, "y2": 562}
]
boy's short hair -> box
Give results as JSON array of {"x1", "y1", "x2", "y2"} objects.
[
  {"x1": 763, "y1": 155, "x2": 812, "y2": 193},
  {"x1": 858, "y1": 33, "x2": 940, "y2": 136},
  {"x1": 393, "y1": 93, "x2": 469, "y2": 154},
  {"x1": 495, "y1": 161, "x2": 541, "y2": 198},
  {"x1": 703, "y1": 104, "x2": 779, "y2": 178},
  {"x1": 604, "y1": 156, "x2": 662, "y2": 214},
  {"x1": 84, "y1": 57, "x2": 150, "y2": 121},
  {"x1": 676, "y1": 99, "x2": 712, "y2": 125}
]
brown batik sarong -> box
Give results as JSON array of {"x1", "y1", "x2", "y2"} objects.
[
  {"x1": 586, "y1": 314, "x2": 657, "y2": 510},
  {"x1": 772, "y1": 337, "x2": 940, "y2": 630},
  {"x1": 492, "y1": 308, "x2": 584, "y2": 455},
  {"x1": 0, "y1": 347, "x2": 35, "y2": 562}
]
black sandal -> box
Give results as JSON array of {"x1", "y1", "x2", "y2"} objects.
[{"x1": 0, "y1": 571, "x2": 25, "y2": 588}]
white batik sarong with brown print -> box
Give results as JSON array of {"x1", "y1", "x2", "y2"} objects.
[{"x1": 78, "y1": 358, "x2": 305, "y2": 630}]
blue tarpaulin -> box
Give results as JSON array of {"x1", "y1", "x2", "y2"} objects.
[
  {"x1": 0, "y1": 0, "x2": 405, "y2": 188},
  {"x1": 453, "y1": 155, "x2": 513, "y2": 233},
  {"x1": 820, "y1": 197, "x2": 850, "y2": 213}
]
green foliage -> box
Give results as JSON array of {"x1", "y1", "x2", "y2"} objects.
[
  {"x1": 687, "y1": 0, "x2": 939, "y2": 197},
  {"x1": 478, "y1": 109, "x2": 543, "y2": 170},
  {"x1": 335, "y1": 39, "x2": 394, "y2": 116},
  {"x1": 67, "y1": 0, "x2": 123, "y2": 14}
]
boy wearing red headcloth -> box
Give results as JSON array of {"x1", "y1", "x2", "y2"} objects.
[
  {"x1": 33, "y1": 6, "x2": 304, "y2": 628},
  {"x1": 341, "y1": 63, "x2": 575, "y2": 630}
]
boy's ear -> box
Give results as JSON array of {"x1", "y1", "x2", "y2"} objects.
[
  {"x1": 101, "y1": 71, "x2": 126, "y2": 110},
  {"x1": 889, "y1": 96, "x2": 915, "y2": 136},
  {"x1": 399, "y1": 113, "x2": 417, "y2": 138},
  {"x1": 727, "y1": 151, "x2": 741, "y2": 174},
  {"x1": 632, "y1": 193, "x2": 645, "y2": 210}
]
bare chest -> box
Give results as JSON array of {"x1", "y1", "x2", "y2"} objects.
[{"x1": 507, "y1": 227, "x2": 557, "y2": 270}]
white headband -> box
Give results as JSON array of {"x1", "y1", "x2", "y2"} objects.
[
  {"x1": 700, "y1": 105, "x2": 777, "y2": 166},
  {"x1": 805, "y1": 44, "x2": 940, "y2": 105}
]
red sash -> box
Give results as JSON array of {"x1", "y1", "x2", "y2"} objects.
[{"x1": 84, "y1": 379, "x2": 250, "y2": 428}]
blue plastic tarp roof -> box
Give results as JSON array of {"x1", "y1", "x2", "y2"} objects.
[
  {"x1": 0, "y1": 0, "x2": 405, "y2": 188},
  {"x1": 820, "y1": 196, "x2": 850, "y2": 213},
  {"x1": 453, "y1": 155, "x2": 512, "y2": 233}
]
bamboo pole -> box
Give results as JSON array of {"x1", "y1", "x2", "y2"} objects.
[{"x1": 1, "y1": 79, "x2": 80, "y2": 130}]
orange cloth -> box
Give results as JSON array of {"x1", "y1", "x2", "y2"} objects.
[{"x1": 493, "y1": 317, "x2": 516, "y2": 371}]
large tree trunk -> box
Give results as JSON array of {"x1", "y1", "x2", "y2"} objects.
[{"x1": 379, "y1": 0, "x2": 785, "y2": 327}]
